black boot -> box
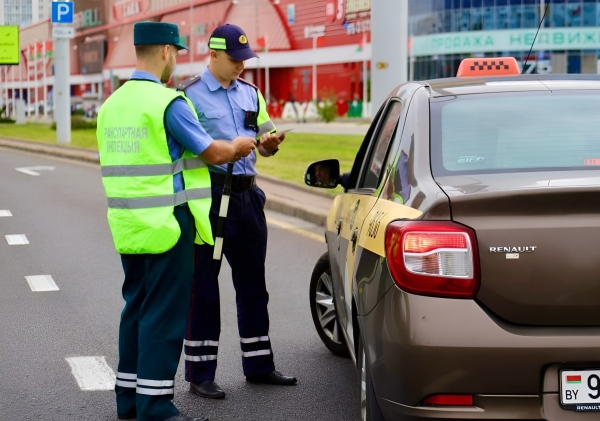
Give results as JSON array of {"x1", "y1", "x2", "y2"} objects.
[
  {"x1": 246, "y1": 370, "x2": 297, "y2": 385},
  {"x1": 190, "y1": 380, "x2": 226, "y2": 399}
]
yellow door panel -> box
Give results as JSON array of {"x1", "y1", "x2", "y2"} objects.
[
  {"x1": 338, "y1": 193, "x2": 378, "y2": 241},
  {"x1": 358, "y1": 200, "x2": 423, "y2": 257}
]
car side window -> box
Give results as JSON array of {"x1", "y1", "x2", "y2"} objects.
[{"x1": 359, "y1": 101, "x2": 403, "y2": 190}]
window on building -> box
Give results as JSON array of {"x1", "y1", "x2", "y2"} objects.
[
  {"x1": 497, "y1": 5, "x2": 509, "y2": 29},
  {"x1": 471, "y1": 6, "x2": 483, "y2": 29},
  {"x1": 510, "y1": 4, "x2": 524, "y2": 28},
  {"x1": 552, "y1": 3, "x2": 566, "y2": 27},
  {"x1": 523, "y1": 5, "x2": 538, "y2": 28},
  {"x1": 566, "y1": 3, "x2": 582, "y2": 27},
  {"x1": 483, "y1": 6, "x2": 495, "y2": 29},
  {"x1": 583, "y1": 3, "x2": 596, "y2": 27},
  {"x1": 462, "y1": 9, "x2": 471, "y2": 30}
]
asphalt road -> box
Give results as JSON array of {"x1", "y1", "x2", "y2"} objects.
[{"x1": 0, "y1": 148, "x2": 359, "y2": 421}]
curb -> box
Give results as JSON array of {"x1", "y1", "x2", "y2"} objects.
[{"x1": 0, "y1": 136, "x2": 330, "y2": 227}]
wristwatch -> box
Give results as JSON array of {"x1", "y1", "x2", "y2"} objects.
[{"x1": 270, "y1": 148, "x2": 279, "y2": 156}]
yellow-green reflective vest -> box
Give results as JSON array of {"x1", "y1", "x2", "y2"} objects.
[{"x1": 96, "y1": 80, "x2": 213, "y2": 254}]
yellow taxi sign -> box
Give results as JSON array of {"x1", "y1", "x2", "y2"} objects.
[
  {"x1": 0, "y1": 26, "x2": 20, "y2": 65},
  {"x1": 457, "y1": 57, "x2": 520, "y2": 78}
]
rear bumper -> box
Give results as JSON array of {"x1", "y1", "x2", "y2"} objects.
[{"x1": 361, "y1": 286, "x2": 600, "y2": 420}]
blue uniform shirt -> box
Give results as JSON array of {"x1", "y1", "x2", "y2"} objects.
[
  {"x1": 184, "y1": 68, "x2": 266, "y2": 176},
  {"x1": 129, "y1": 71, "x2": 213, "y2": 192}
]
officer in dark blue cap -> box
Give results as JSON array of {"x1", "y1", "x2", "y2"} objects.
[
  {"x1": 177, "y1": 24, "x2": 297, "y2": 400},
  {"x1": 103, "y1": 21, "x2": 256, "y2": 421}
]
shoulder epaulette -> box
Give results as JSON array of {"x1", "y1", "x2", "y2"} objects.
[
  {"x1": 238, "y1": 77, "x2": 258, "y2": 90},
  {"x1": 176, "y1": 74, "x2": 202, "y2": 91}
]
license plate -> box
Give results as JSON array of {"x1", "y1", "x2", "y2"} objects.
[{"x1": 560, "y1": 369, "x2": 600, "y2": 411}]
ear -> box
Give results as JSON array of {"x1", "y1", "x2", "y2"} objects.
[
  {"x1": 161, "y1": 45, "x2": 170, "y2": 61},
  {"x1": 210, "y1": 50, "x2": 218, "y2": 61}
]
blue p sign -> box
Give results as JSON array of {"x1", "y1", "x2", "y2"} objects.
[{"x1": 52, "y1": 2, "x2": 74, "y2": 24}]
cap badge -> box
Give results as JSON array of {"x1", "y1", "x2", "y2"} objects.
[{"x1": 239, "y1": 35, "x2": 248, "y2": 45}]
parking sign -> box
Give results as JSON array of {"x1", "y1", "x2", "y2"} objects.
[{"x1": 51, "y1": 2, "x2": 74, "y2": 24}]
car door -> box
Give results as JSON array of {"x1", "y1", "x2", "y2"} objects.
[{"x1": 334, "y1": 99, "x2": 404, "y2": 357}]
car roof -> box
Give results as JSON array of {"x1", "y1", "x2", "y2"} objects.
[{"x1": 417, "y1": 74, "x2": 600, "y2": 98}]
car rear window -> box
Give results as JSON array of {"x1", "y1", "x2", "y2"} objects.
[{"x1": 430, "y1": 91, "x2": 600, "y2": 175}]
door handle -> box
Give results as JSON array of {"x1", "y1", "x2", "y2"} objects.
[
  {"x1": 336, "y1": 220, "x2": 342, "y2": 235},
  {"x1": 351, "y1": 228, "x2": 358, "y2": 252}
]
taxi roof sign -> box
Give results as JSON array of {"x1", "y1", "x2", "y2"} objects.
[
  {"x1": 0, "y1": 26, "x2": 20, "y2": 65},
  {"x1": 457, "y1": 57, "x2": 520, "y2": 78}
]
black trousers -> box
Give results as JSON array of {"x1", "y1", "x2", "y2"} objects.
[
  {"x1": 184, "y1": 183, "x2": 275, "y2": 382},
  {"x1": 116, "y1": 206, "x2": 194, "y2": 421}
]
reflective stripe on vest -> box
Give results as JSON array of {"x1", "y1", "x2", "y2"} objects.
[
  {"x1": 101, "y1": 157, "x2": 207, "y2": 177},
  {"x1": 97, "y1": 80, "x2": 213, "y2": 254},
  {"x1": 107, "y1": 187, "x2": 211, "y2": 209}
]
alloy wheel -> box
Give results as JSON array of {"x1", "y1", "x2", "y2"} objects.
[{"x1": 314, "y1": 272, "x2": 343, "y2": 344}]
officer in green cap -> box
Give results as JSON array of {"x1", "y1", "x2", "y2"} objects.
[{"x1": 96, "y1": 21, "x2": 256, "y2": 421}]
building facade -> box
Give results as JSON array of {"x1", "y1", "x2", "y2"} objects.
[
  {"x1": 2, "y1": 0, "x2": 51, "y2": 26},
  {"x1": 410, "y1": 0, "x2": 600, "y2": 80},
  {"x1": 2, "y1": 0, "x2": 373, "y2": 115}
]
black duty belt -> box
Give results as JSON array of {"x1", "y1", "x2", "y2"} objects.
[{"x1": 210, "y1": 172, "x2": 256, "y2": 191}]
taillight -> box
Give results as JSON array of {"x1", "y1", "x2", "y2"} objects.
[
  {"x1": 385, "y1": 221, "x2": 480, "y2": 299},
  {"x1": 422, "y1": 394, "x2": 474, "y2": 406}
]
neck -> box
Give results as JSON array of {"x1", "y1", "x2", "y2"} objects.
[
  {"x1": 135, "y1": 61, "x2": 163, "y2": 82},
  {"x1": 208, "y1": 63, "x2": 231, "y2": 89}
]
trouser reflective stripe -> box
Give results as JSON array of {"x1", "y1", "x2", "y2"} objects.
[
  {"x1": 136, "y1": 387, "x2": 174, "y2": 396},
  {"x1": 117, "y1": 372, "x2": 137, "y2": 380},
  {"x1": 107, "y1": 187, "x2": 211, "y2": 209},
  {"x1": 137, "y1": 379, "x2": 174, "y2": 387},
  {"x1": 101, "y1": 157, "x2": 206, "y2": 177},
  {"x1": 116, "y1": 380, "x2": 137, "y2": 388},
  {"x1": 184, "y1": 339, "x2": 218, "y2": 347},
  {"x1": 184, "y1": 354, "x2": 217, "y2": 362},
  {"x1": 240, "y1": 336, "x2": 269, "y2": 344},
  {"x1": 242, "y1": 350, "x2": 271, "y2": 358}
]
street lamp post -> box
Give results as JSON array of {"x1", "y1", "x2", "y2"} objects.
[{"x1": 189, "y1": 0, "x2": 194, "y2": 76}]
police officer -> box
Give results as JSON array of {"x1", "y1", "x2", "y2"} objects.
[
  {"x1": 96, "y1": 22, "x2": 256, "y2": 421},
  {"x1": 178, "y1": 24, "x2": 297, "y2": 399}
]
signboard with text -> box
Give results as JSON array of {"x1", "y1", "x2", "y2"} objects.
[
  {"x1": 344, "y1": 0, "x2": 370, "y2": 35},
  {"x1": 413, "y1": 28, "x2": 600, "y2": 57},
  {"x1": 0, "y1": 26, "x2": 19, "y2": 64}
]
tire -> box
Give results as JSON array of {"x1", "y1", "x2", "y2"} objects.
[
  {"x1": 357, "y1": 332, "x2": 386, "y2": 421},
  {"x1": 309, "y1": 252, "x2": 350, "y2": 358}
]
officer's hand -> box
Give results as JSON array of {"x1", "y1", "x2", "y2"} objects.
[
  {"x1": 259, "y1": 133, "x2": 283, "y2": 153},
  {"x1": 233, "y1": 136, "x2": 256, "y2": 160}
]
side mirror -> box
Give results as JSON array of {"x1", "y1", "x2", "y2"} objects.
[{"x1": 305, "y1": 159, "x2": 340, "y2": 189}]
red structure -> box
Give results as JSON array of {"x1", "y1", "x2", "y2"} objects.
[{"x1": 3, "y1": 0, "x2": 371, "y2": 112}]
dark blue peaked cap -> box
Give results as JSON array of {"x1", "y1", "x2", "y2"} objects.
[
  {"x1": 134, "y1": 22, "x2": 188, "y2": 50},
  {"x1": 209, "y1": 24, "x2": 258, "y2": 61}
]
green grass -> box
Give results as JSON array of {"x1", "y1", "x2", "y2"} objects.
[
  {"x1": 0, "y1": 122, "x2": 98, "y2": 149},
  {"x1": 0, "y1": 123, "x2": 363, "y2": 188},
  {"x1": 256, "y1": 132, "x2": 360, "y2": 186}
]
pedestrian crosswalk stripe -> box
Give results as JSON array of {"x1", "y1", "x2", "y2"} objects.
[
  {"x1": 0, "y1": 210, "x2": 12, "y2": 217},
  {"x1": 6, "y1": 234, "x2": 29, "y2": 245},
  {"x1": 25, "y1": 275, "x2": 59, "y2": 292},
  {"x1": 66, "y1": 356, "x2": 116, "y2": 391}
]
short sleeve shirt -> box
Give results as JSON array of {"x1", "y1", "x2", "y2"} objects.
[{"x1": 184, "y1": 68, "x2": 262, "y2": 176}]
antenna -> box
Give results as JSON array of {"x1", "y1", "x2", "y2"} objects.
[{"x1": 522, "y1": 2, "x2": 550, "y2": 74}]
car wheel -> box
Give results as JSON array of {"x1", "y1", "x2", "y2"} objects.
[
  {"x1": 357, "y1": 332, "x2": 386, "y2": 421},
  {"x1": 309, "y1": 252, "x2": 350, "y2": 358}
]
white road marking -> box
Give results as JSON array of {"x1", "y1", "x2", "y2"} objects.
[
  {"x1": 65, "y1": 356, "x2": 116, "y2": 391},
  {"x1": 5, "y1": 234, "x2": 29, "y2": 245},
  {"x1": 0, "y1": 210, "x2": 12, "y2": 217},
  {"x1": 25, "y1": 275, "x2": 59, "y2": 292},
  {"x1": 15, "y1": 166, "x2": 56, "y2": 176},
  {"x1": 266, "y1": 217, "x2": 324, "y2": 243}
]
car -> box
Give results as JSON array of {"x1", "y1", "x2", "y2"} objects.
[{"x1": 305, "y1": 57, "x2": 600, "y2": 421}]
